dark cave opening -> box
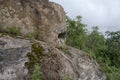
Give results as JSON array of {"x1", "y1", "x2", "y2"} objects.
[{"x1": 58, "y1": 32, "x2": 66, "y2": 39}]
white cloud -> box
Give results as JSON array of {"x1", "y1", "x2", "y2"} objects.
[{"x1": 50, "y1": 0, "x2": 120, "y2": 33}]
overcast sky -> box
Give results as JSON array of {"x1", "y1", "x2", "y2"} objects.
[{"x1": 50, "y1": 0, "x2": 120, "y2": 33}]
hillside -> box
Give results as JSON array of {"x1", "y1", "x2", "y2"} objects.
[{"x1": 0, "y1": 0, "x2": 106, "y2": 80}]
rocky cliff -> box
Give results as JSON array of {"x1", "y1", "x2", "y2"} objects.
[
  {"x1": 0, "y1": 0, "x2": 106, "y2": 80},
  {"x1": 0, "y1": 0, "x2": 66, "y2": 46}
]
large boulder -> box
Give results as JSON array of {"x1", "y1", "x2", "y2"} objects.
[
  {"x1": 0, "y1": 0, "x2": 66, "y2": 46},
  {"x1": 0, "y1": 36, "x2": 31, "y2": 80},
  {"x1": 0, "y1": 36, "x2": 106, "y2": 80},
  {"x1": 38, "y1": 42, "x2": 106, "y2": 80},
  {"x1": 0, "y1": 0, "x2": 106, "y2": 80}
]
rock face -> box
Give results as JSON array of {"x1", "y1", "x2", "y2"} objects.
[
  {"x1": 0, "y1": 0, "x2": 106, "y2": 80},
  {"x1": 0, "y1": 36, "x2": 31, "y2": 80},
  {"x1": 39, "y1": 43, "x2": 106, "y2": 80},
  {"x1": 0, "y1": 0, "x2": 66, "y2": 46}
]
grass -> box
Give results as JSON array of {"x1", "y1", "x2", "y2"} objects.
[
  {"x1": 26, "y1": 43, "x2": 43, "y2": 80},
  {"x1": 57, "y1": 46, "x2": 70, "y2": 54},
  {"x1": 5, "y1": 26, "x2": 21, "y2": 36},
  {"x1": 32, "y1": 63, "x2": 42, "y2": 80},
  {"x1": 26, "y1": 31, "x2": 38, "y2": 40}
]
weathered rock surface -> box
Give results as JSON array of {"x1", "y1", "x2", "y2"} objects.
[
  {"x1": 39, "y1": 43, "x2": 106, "y2": 80},
  {"x1": 0, "y1": 0, "x2": 66, "y2": 46},
  {"x1": 0, "y1": 36, "x2": 106, "y2": 80},
  {"x1": 0, "y1": 36, "x2": 31, "y2": 80},
  {"x1": 0, "y1": 0, "x2": 106, "y2": 80}
]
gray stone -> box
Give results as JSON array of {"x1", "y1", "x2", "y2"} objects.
[
  {"x1": 0, "y1": 0, "x2": 66, "y2": 47},
  {"x1": 0, "y1": 0, "x2": 106, "y2": 80},
  {"x1": 0, "y1": 36, "x2": 31, "y2": 80}
]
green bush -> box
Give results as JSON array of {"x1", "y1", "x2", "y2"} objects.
[
  {"x1": 5, "y1": 26, "x2": 21, "y2": 36},
  {"x1": 26, "y1": 43, "x2": 43, "y2": 80},
  {"x1": 66, "y1": 16, "x2": 120, "y2": 80},
  {"x1": 57, "y1": 46, "x2": 70, "y2": 54},
  {"x1": 26, "y1": 31, "x2": 38, "y2": 39},
  {"x1": 32, "y1": 64, "x2": 42, "y2": 80},
  {"x1": 106, "y1": 71, "x2": 120, "y2": 80}
]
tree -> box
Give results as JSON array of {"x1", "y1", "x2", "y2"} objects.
[
  {"x1": 87, "y1": 26, "x2": 106, "y2": 58},
  {"x1": 66, "y1": 16, "x2": 88, "y2": 50},
  {"x1": 66, "y1": 15, "x2": 120, "y2": 80},
  {"x1": 105, "y1": 31, "x2": 120, "y2": 67}
]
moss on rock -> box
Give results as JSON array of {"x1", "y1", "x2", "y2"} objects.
[{"x1": 26, "y1": 42, "x2": 44, "y2": 80}]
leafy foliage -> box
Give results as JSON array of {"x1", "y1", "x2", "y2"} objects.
[
  {"x1": 87, "y1": 26, "x2": 106, "y2": 58},
  {"x1": 32, "y1": 64, "x2": 42, "y2": 80},
  {"x1": 66, "y1": 16, "x2": 120, "y2": 80},
  {"x1": 26, "y1": 43, "x2": 43, "y2": 80},
  {"x1": 5, "y1": 26, "x2": 21, "y2": 36},
  {"x1": 66, "y1": 16, "x2": 88, "y2": 50},
  {"x1": 105, "y1": 31, "x2": 120, "y2": 67},
  {"x1": 26, "y1": 31, "x2": 38, "y2": 39}
]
